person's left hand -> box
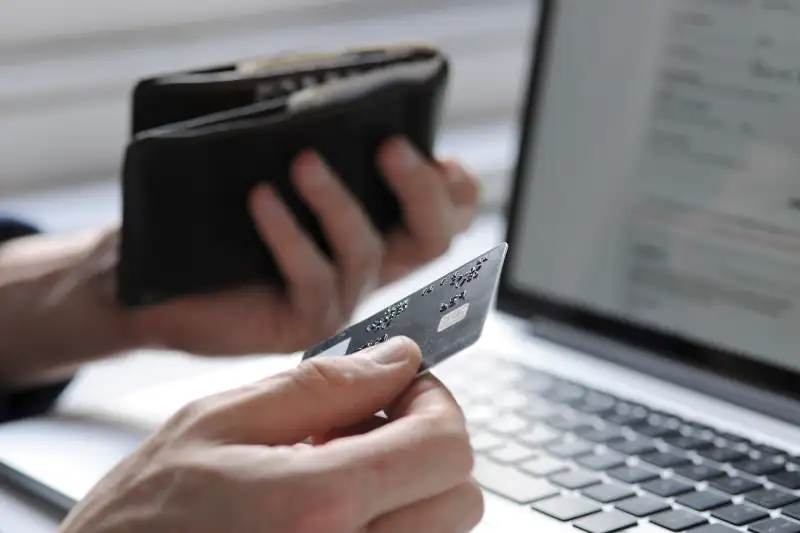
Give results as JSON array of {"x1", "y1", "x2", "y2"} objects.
[{"x1": 128, "y1": 137, "x2": 480, "y2": 355}]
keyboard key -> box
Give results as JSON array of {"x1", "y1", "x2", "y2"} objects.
[
  {"x1": 641, "y1": 478, "x2": 695, "y2": 497},
  {"x1": 487, "y1": 413, "x2": 529, "y2": 435},
  {"x1": 544, "y1": 414, "x2": 594, "y2": 433},
  {"x1": 734, "y1": 457, "x2": 786, "y2": 477},
  {"x1": 545, "y1": 440, "x2": 595, "y2": 459},
  {"x1": 675, "y1": 490, "x2": 730, "y2": 511},
  {"x1": 635, "y1": 424, "x2": 680, "y2": 439},
  {"x1": 550, "y1": 470, "x2": 601, "y2": 490},
  {"x1": 574, "y1": 392, "x2": 618, "y2": 414},
  {"x1": 648, "y1": 413, "x2": 684, "y2": 431},
  {"x1": 710, "y1": 475, "x2": 763, "y2": 495},
  {"x1": 465, "y1": 404, "x2": 498, "y2": 425},
  {"x1": 574, "y1": 510, "x2": 638, "y2": 533},
  {"x1": 493, "y1": 391, "x2": 529, "y2": 410},
  {"x1": 603, "y1": 411, "x2": 650, "y2": 427},
  {"x1": 650, "y1": 509, "x2": 708, "y2": 531},
  {"x1": 752, "y1": 444, "x2": 786, "y2": 458},
  {"x1": 712, "y1": 504, "x2": 770, "y2": 526},
  {"x1": 681, "y1": 424, "x2": 718, "y2": 441},
  {"x1": 578, "y1": 426, "x2": 626, "y2": 444},
  {"x1": 518, "y1": 402, "x2": 558, "y2": 421},
  {"x1": 673, "y1": 463, "x2": 726, "y2": 482},
  {"x1": 608, "y1": 437, "x2": 657, "y2": 456},
  {"x1": 543, "y1": 383, "x2": 586, "y2": 403},
  {"x1": 519, "y1": 457, "x2": 569, "y2": 477},
  {"x1": 664, "y1": 435, "x2": 714, "y2": 451},
  {"x1": 473, "y1": 456, "x2": 560, "y2": 504},
  {"x1": 608, "y1": 465, "x2": 660, "y2": 484},
  {"x1": 783, "y1": 502, "x2": 800, "y2": 521},
  {"x1": 602, "y1": 402, "x2": 649, "y2": 425},
  {"x1": 719, "y1": 432, "x2": 749, "y2": 444},
  {"x1": 577, "y1": 452, "x2": 627, "y2": 471},
  {"x1": 693, "y1": 525, "x2": 740, "y2": 533},
  {"x1": 640, "y1": 451, "x2": 692, "y2": 469},
  {"x1": 745, "y1": 489, "x2": 800, "y2": 510},
  {"x1": 583, "y1": 484, "x2": 636, "y2": 504},
  {"x1": 533, "y1": 495, "x2": 602, "y2": 521},
  {"x1": 749, "y1": 518, "x2": 800, "y2": 533},
  {"x1": 518, "y1": 425, "x2": 561, "y2": 447},
  {"x1": 518, "y1": 370, "x2": 555, "y2": 393},
  {"x1": 770, "y1": 470, "x2": 800, "y2": 490},
  {"x1": 470, "y1": 432, "x2": 505, "y2": 453},
  {"x1": 698, "y1": 447, "x2": 748, "y2": 464},
  {"x1": 487, "y1": 442, "x2": 538, "y2": 464},
  {"x1": 616, "y1": 496, "x2": 670, "y2": 517}
]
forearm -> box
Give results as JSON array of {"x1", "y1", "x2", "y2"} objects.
[{"x1": 0, "y1": 226, "x2": 137, "y2": 388}]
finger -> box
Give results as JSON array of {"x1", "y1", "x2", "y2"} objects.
[
  {"x1": 384, "y1": 372, "x2": 464, "y2": 424},
  {"x1": 187, "y1": 336, "x2": 421, "y2": 445},
  {"x1": 311, "y1": 414, "x2": 388, "y2": 446},
  {"x1": 248, "y1": 184, "x2": 341, "y2": 337},
  {"x1": 367, "y1": 480, "x2": 484, "y2": 533},
  {"x1": 438, "y1": 158, "x2": 481, "y2": 232},
  {"x1": 378, "y1": 137, "x2": 456, "y2": 262},
  {"x1": 317, "y1": 374, "x2": 472, "y2": 522},
  {"x1": 292, "y1": 151, "x2": 384, "y2": 316}
]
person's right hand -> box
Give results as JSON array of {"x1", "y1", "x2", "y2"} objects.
[{"x1": 59, "y1": 337, "x2": 483, "y2": 533}]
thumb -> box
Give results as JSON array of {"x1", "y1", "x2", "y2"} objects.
[{"x1": 211, "y1": 336, "x2": 422, "y2": 445}]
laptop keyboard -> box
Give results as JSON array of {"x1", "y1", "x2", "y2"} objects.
[{"x1": 447, "y1": 356, "x2": 800, "y2": 533}]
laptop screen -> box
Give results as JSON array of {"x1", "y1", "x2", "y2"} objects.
[{"x1": 503, "y1": 0, "x2": 800, "y2": 378}]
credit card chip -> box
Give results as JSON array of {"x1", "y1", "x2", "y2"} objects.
[{"x1": 438, "y1": 303, "x2": 470, "y2": 332}]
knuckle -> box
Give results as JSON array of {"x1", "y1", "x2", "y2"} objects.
[
  {"x1": 166, "y1": 392, "x2": 243, "y2": 440},
  {"x1": 423, "y1": 414, "x2": 474, "y2": 477},
  {"x1": 167, "y1": 396, "x2": 212, "y2": 431},
  {"x1": 140, "y1": 450, "x2": 221, "y2": 497},
  {"x1": 317, "y1": 266, "x2": 340, "y2": 296},
  {"x1": 274, "y1": 229, "x2": 307, "y2": 257},
  {"x1": 294, "y1": 270, "x2": 338, "y2": 315},
  {"x1": 350, "y1": 235, "x2": 384, "y2": 276},
  {"x1": 296, "y1": 261, "x2": 336, "y2": 293},
  {"x1": 293, "y1": 357, "x2": 359, "y2": 397}
]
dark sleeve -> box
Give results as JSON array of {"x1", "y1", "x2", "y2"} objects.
[{"x1": 0, "y1": 217, "x2": 74, "y2": 423}]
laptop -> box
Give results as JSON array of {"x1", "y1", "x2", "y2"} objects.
[{"x1": 439, "y1": 0, "x2": 800, "y2": 531}]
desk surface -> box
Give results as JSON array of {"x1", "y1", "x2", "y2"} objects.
[{"x1": 1, "y1": 214, "x2": 506, "y2": 530}]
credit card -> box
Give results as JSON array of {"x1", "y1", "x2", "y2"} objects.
[{"x1": 302, "y1": 242, "x2": 508, "y2": 374}]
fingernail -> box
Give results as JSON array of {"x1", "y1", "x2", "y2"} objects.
[
  {"x1": 297, "y1": 153, "x2": 331, "y2": 187},
  {"x1": 261, "y1": 186, "x2": 281, "y2": 215},
  {"x1": 362, "y1": 337, "x2": 411, "y2": 365},
  {"x1": 394, "y1": 139, "x2": 424, "y2": 172}
]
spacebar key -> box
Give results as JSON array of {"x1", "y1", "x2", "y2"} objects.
[{"x1": 474, "y1": 456, "x2": 561, "y2": 504}]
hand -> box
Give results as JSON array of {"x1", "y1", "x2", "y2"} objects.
[
  {"x1": 59, "y1": 337, "x2": 483, "y2": 533},
  {"x1": 129, "y1": 137, "x2": 480, "y2": 355}
]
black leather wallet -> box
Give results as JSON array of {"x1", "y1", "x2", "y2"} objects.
[{"x1": 118, "y1": 45, "x2": 449, "y2": 307}]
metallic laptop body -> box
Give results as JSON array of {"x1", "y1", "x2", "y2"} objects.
[{"x1": 445, "y1": 0, "x2": 800, "y2": 531}]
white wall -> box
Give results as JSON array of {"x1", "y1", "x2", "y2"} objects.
[{"x1": 0, "y1": 0, "x2": 536, "y2": 202}]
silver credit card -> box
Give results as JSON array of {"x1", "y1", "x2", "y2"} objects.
[{"x1": 302, "y1": 242, "x2": 508, "y2": 374}]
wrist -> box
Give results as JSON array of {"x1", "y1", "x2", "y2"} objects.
[{"x1": 0, "y1": 225, "x2": 140, "y2": 387}]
